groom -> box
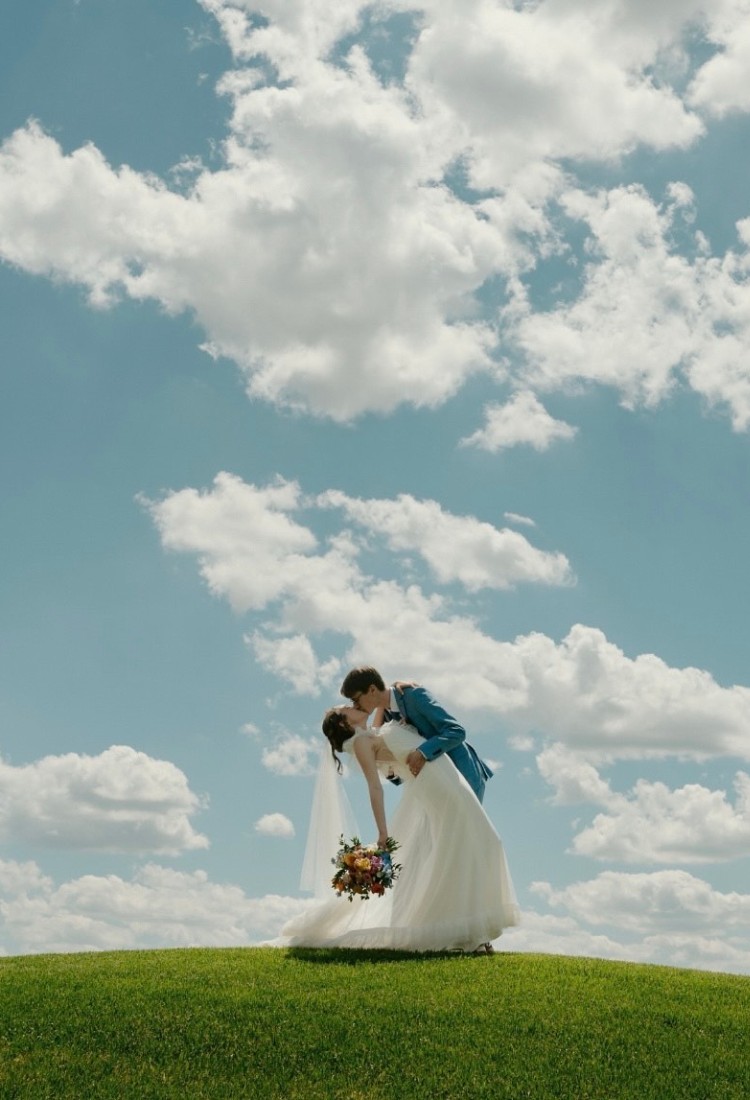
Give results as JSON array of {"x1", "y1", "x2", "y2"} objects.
[{"x1": 340, "y1": 666, "x2": 493, "y2": 803}]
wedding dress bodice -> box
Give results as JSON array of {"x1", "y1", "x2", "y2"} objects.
[{"x1": 343, "y1": 721, "x2": 422, "y2": 777}]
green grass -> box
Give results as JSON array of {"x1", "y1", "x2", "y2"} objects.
[{"x1": 0, "y1": 948, "x2": 748, "y2": 1099}]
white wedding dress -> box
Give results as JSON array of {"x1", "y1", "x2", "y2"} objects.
[{"x1": 281, "y1": 721, "x2": 520, "y2": 952}]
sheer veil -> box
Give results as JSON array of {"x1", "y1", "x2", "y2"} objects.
[{"x1": 300, "y1": 742, "x2": 359, "y2": 899}]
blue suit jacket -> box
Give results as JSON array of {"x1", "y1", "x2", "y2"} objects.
[{"x1": 391, "y1": 685, "x2": 492, "y2": 803}]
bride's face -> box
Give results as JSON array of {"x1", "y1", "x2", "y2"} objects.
[{"x1": 340, "y1": 705, "x2": 368, "y2": 730}]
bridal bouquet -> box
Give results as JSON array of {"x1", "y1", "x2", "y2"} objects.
[{"x1": 331, "y1": 835, "x2": 401, "y2": 902}]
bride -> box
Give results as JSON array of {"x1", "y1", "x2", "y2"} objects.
[{"x1": 281, "y1": 704, "x2": 520, "y2": 953}]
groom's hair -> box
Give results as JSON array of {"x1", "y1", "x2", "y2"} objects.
[{"x1": 340, "y1": 666, "x2": 385, "y2": 698}]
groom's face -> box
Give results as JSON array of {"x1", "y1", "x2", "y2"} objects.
[{"x1": 351, "y1": 684, "x2": 378, "y2": 715}]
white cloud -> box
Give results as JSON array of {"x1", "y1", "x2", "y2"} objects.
[
  {"x1": 537, "y1": 743, "x2": 621, "y2": 807},
  {"x1": 1, "y1": 0, "x2": 734, "y2": 425},
  {"x1": 533, "y1": 869, "x2": 750, "y2": 936},
  {"x1": 508, "y1": 183, "x2": 694, "y2": 406},
  {"x1": 250, "y1": 632, "x2": 341, "y2": 694},
  {"x1": 499, "y1": 903, "x2": 750, "y2": 975},
  {"x1": 0, "y1": 745, "x2": 208, "y2": 854},
  {"x1": 3, "y1": 856, "x2": 747, "y2": 972},
  {"x1": 0, "y1": 858, "x2": 51, "y2": 898},
  {"x1": 318, "y1": 489, "x2": 574, "y2": 589},
  {"x1": 509, "y1": 182, "x2": 750, "y2": 431},
  {"x1": 509, "y1": 734, "x2": 536, "y2": 752},
  {"x1": 510, "y1": 626, "x2": 750, "y2": 762},
  {"x1": 460, "y1": 391, "x2": 577, "y2": 452},
  {"x1": 0, "y1": 859, "x2": 312, "y2": 954},
  {"x1": 572, "y1": 772, "x2": 750, "y2": 864},
  {"x1": 637, "y1": 932, "x2": 750, "y2": 973},
  {"x1": 144, "y1": 474, "x2": 529, "y2": 709},
  {"x1": 688, "y1": 3, "x2": 750, "y2": 116},
  {"x1": 147, "y1": 475, "x2": 750, "y2": 761},
  {"x1": 141, "y1": 473, "x2": 318, "y2": 613},
  {"x1": 199, "y1": 0, "x2": 367, "y2": 67},
  {"x1": 255, "y1": 813, "x2": 295, "y2": 838},
  {"x1": 538, "y1": 744, "x2": 750, "y2": 863},
  {"x1": 0, "y1": 77, "x2": 506, "y2": 421},
  {"x1": 405, "y1": 0, "x2": 704, "y2": 191},
  {"x1": 261, "y1": 733, "x2": 319, "y2": 777},
  {"x1": 498, "y1": 909, "x2": 652, "y2": 966},
  {"x1": 503, "y1": 512, "x2": 536, "y2": 528}
]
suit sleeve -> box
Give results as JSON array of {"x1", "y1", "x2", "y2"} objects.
[{"x1": 404, "y1": 687, "x2": 466, "y2": 761}]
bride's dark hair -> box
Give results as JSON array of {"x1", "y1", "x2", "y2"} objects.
[{"x1": 322, "y1": 708, "x2": 354, "y2": 774}]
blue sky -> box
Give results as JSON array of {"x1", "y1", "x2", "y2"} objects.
[{"x1": 2, "y1": 0, "x2": 750, "y2": 969}]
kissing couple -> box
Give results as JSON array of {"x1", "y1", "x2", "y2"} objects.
[{"x1": 281, "y1": 667, "x2": 519, "y2": 954}]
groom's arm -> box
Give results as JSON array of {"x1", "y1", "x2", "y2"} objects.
[{"x1": 403, "y1": 687, "x2": 466, "y2": 762}]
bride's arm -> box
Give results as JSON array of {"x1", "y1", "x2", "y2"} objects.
[
  {"x1": 353, "y1": 736, "x2": 389, "y2": 848},
  {"x1": 371, "y1": 710, "x2": 398, "y2": 783}
]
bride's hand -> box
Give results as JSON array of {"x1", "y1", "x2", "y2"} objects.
[
  {"x1": 377, "y1": 831, "x2": 389, "y2": 849},
  {"x1": 394, "y1": 680, "x2": 419, "y2": 691}
]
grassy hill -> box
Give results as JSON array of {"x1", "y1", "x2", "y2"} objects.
[{"x1": 0, "y1": 947, "x2": 748, "y2": 1098}]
